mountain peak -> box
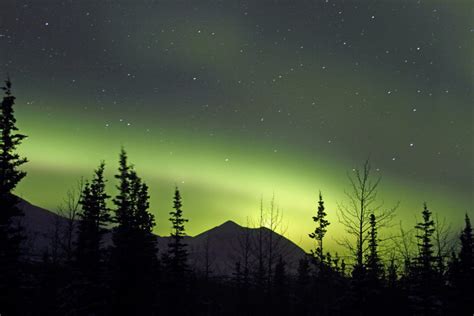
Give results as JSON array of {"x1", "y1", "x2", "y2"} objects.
[
  {"x1": 194, "y1": 220, "x2": 242, "y2": 239},
  {"x1": 219, "y1": 220, "x2": 241, "y2": 229},
  {"x1": 17, "y1": 200, "x2": 307, "y2": 276}
]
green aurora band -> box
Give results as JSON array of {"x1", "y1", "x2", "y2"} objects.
[
  {"x1": 15, "y1": 100, "x2": 472, "y2": 252},
  {"x1": 1, "y1": 1, "x2": 471, "y2": 252}
]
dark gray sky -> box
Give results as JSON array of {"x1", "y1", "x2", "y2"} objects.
[{"x1": 1, "y1": 0, "x2": 472, "y2": 245}]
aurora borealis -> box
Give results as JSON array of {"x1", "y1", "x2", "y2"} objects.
[{"x1": 1, "y1": 1, "x2": 472, "y2": 251}]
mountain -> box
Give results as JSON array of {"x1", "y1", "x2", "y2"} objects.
[
  {"x1": 16, "y1": 198, "x2": 307, "y2": 276},
  {"x1": 16, "y1": 198, "x2": 71, "y2": 259},
  {"x1": 188, "y1": 220, "x2": 307, "y2": 275}
]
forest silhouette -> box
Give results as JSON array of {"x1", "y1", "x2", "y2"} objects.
[{"x1": 0, "y1": 79, "x2": 472, "y2": 315}]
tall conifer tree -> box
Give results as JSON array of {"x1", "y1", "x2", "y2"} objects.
[
  {"x1": 74, "y1": 162, "x2": 111, "y2": 314},
  {"x1": 412, "y1": 203, "x2": 438, "y2": 314},
  {"x1": 309, "y1": 192, "x2": 330, "y2": 272},
  {"x1": 167, "y1": 187, "x2": 189, "y2": 276},
  {"x1": 459, "y1": 214, "x2": 473, "y2": 277},
  {"x1": 453, "y1": 214, "x2": 473, "y2": 314},
  {"x1": 366, "y1": 214, "x2": 383, "y2": 281},
  {"x1": 0, "y1": 78, "x2": 27, "y2": 314},
  {"x1": 110, "y1": 149, "x2": 157, "y2": 314},
  {"x1": 76, "y1": 162, "x2": 111, "y2": 269},
  {"x1": 415, "y1": 203, "x2": 435, "y2": 274},
  {"x1": 162, "y1": 187, "x2": 190, "y2": 313}
]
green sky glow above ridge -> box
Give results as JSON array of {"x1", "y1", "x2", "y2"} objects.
[{"x1": 1, "y1": 0, "x2": 472, "y2": 252}]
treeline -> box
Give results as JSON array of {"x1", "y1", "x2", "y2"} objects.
[{"x1": 0, "y1": 79, "x2": 473, "y2": 315}]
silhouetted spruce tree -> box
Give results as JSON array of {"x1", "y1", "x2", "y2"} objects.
[
  {"x1": 366, "y1": 214, "x2": 383, "y2": 282},
  {"x1": 166, "y1": 187, "x2": 189, "y2": 276},
  {"x1": 309, "y1": 192, "x2": 338, "y2": 316},
  {"x1": 0, "y1": 78, "x2": 27, "y2": 314},
  {"x1": 363, "y1": 214, "x2": 384, "y2": 315},
  {"x1": 449, "y1": 214, "x2": 473, "y2": 314},
  {"x1": 415, "y1": 203, "x2": 436, "y2": 275},
  {"x1": 110, "y1": 149, "x2": 157, "y2": 314},
  {"x1": 163, "y1": 187, "x2": 190, "y2": 312},
  {"x1": 412, "y1": 203, "x2": 438, "y2": 314},
  {"x1": 77, "y1": 162, "x2": 111, "y2": 267},
  {"x1": 75, "y1": 162, "x2": 111, "y2": 313},
  {"x1": 309, "y1": 191, "x2": 330, "y2": 273},
  {"x1": 459, "y1": 214, "x2": 473, "y2": 278}
]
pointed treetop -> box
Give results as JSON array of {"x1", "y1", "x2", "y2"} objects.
[{"x1": 2, "y1": 76, "x2": 12, "y2": 96}]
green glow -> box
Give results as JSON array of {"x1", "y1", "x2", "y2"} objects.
[
  {"x1": 4, "y1": 1, "x2": 472, "y2": 253},
  {"x1": 15, "y1": 99, "x2": 472, "y2": 252}
]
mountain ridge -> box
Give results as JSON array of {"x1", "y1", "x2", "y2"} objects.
[{"x1": 16, "y1": 197, "x2": 307, "y2": 275}]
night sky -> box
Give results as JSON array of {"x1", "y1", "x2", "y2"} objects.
[{"x1": 1, "y1": 0, "x2": 472, "y2": 251}]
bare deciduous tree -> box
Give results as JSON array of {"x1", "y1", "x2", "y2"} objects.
[
  {"x1": 266, "y1": 195, "x2": 285, "y2": 285},
  {"x1": 235, "y1": 217, "x2": 252, "y2": 282},
  {"x1": 395, "y1": 221, "x2": 416, "y2": 276},
  {"x1": 249, "y1": 195, "x2": 288, "y2": 291},
  {"x1": 433, "y1": 213, "x2": 454, "y2": 274},
  {"x1": 55, "y1": 179, "x2": 84, "y2": 262},
  {"x1": 337, "y1": 160, "x2": 398, "y2": 268}
]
